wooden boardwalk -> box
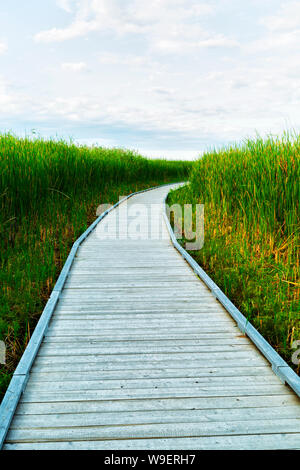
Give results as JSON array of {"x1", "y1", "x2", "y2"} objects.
[{"x1": 3, "y1": 184, "x2": 300, "y2": 450}]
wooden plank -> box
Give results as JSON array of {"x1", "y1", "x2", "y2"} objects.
[
  {"x1": 45, "y1": 326, "x2": 241, "y2": 336},
  {"x1": 50, "y1": 303, "x2": 228, "y2": 311},
  {"x1": 42, "y1": 337, "x2": 249, "y2": 346},
  {"x1": 52, "y1": 310, "x2": 227, "y2": 317},
  {"x1": 71, "y1": 262, "x2": 188, "y2": 267},
  {"x1": 42, "y1": 332, "x2": 243, "y2": 343},
  {"x1": 42, "y1": 334, "x2": 249, "y2": 344},
  {"x1": 31, "y1": 357, "x2": 270, "y2": 372},
  {"x1": 28, "y1": 365, "x2": 274, "y2": 381},
  {"x1": 25, "y1": 375, "x2": 283, "y2": 393},
  {"x1": 51, "y1": 311, "x2": 231, "y2": 320},
  {"x1": 63, "y1": 282, "x2": 203, "y2": 289},
  {"x1": 36, "y1": 350, "x2": 263, "y2": 364},
  {"x1": 6, "y1": 418, "x2": 300, "y2": 443},
  {"x1": 47, "y1": 318, "x2": 235, "y2": 329},
  {"x1": 36, "y1": 344, "x2": 258, "y2": 357},
  {"x1": 55, "y1": 295, "x2": 225, "y2": 304},
  {"x1": 66, "y1": 274, "x2": 198, "y2": 280},
  {"x1": 34, "y1": 351, "x2": 267, "y2": 365},
  {"x1": 54, "y1": 305, "x2": 225, "y2": 313},
  {"x1": 48, "y1": 310, "x2": 233, "y2": 320},
  {"x1": 19, "y1": 384, "x2": 291, "y2": 403},
  {"x1": 65, "y1": 276, "x2": 199, "y2": 282},
  {"x1": 69, "y1": 270, "x2": 194, "y2": 275},
  {"x1": 14, "y1": 394, "x2": 300, "y2": 416},
  {"x1": 11, "y1": 405, "x2": 300, "y2": 430},
  {"x1": 32, "y1": 358, "x2": 270, "y2": 374},
  {"x1": 58, "y1": 294, "x2": 216, "y2": 301},
  {"x1": 4, "y1": 433, "x2": 300, "y2": 450}
]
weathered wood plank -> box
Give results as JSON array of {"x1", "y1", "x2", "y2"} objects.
[
  {"x1": 47, "y1": 319, "x2": 235, "y2": 330},
  {"x1": 43, "y1": 336, "x2": 246, "y2": 346},
  {"x1": 11, "y1": 406, "x2": 300, "y2": 431},
  {"x1": 45, "y1": 326, "x2": 241, "y2": 336},
  {"x1": 31, "y1": 356, "x2": 270, "y2": 372},
  {"x1": 51, "y1": 311, "x2": 231, "y2": 320},
  {"x1": 54, "y1": 305, "x2": 224, "y2": 313},
  {"x1": 3, "y1": 435, "x2": 299, "y2": 450},
  {"x1": 28, "y1": 365, "x2": 273, "y2": 381},
  {"x1": 63, "y1": 282, "x2": 203, "y2": 289},
  {"x1": 35, "y1": 350, "x2": 262, "y2": 364},
  {"x1": 42, "y1": 337, "x2": 249, "y2": 347},
  {"x1": 19, "y1": 384, "x2": 291, "y2": 404},
  {"x1": 36, "y1": 343, "x2": 259, "y2": 357},
  {"x1": 4, "y1": 433, "x2": 300, "y2": 450},
  {"x1": 14, "y1": 394, "x2": 300, "y2": 415},
  {"x1": 6, "y1": 418, "x2": 300, "y2": 443},
  {"x1": 25, "y1": 375, "x2": 283, "y2": 394}
]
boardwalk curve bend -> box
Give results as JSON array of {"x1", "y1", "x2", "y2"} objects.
[{"x1": 1, "y1": 183, "x2": 300, "y2": 450}]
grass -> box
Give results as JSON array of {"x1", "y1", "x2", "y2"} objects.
[
  {"x1": 0, "y1": 133, "x2": 191, "y2": 400},
  {"x1": 168, "y1": 132, "x2": 299, "y2": 372}
]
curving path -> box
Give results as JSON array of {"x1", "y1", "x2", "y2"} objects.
[{"x1": 2, "y1": 184, "x2": 300, "y2": 450}]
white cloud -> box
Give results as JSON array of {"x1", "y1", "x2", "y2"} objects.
[
  {"x1": 250, "y1": 1, "x2": 300, "y2": 52},
  {"x1": 5, "y1": 0, "x2": 300, "y2": 156},
  {"x1": 0, "y1": 77, "x2": 27, "y2": 114},
  {"x1": 248, "y1": 29, "x2": 300, "y2": 53},
  {"x1": 0, "y1": 79, "x2": 13, "y2": 108},
  {"x1": 99, "y1": 52, "x2": 150, "y2": 66},
  {"x1": 61, "y1": 61, "x2": 87, "y2": 71},
  {"x1": 35, "y1": 0, "x2": 218, "y2": 44},
  {"x1": 35, "y1": 0, "x2": 143, "y2": 42},
  {"x1": 156, "y1": 35, "x2": 239, "y2": 53},
  {"x1": 34, "y1": 0, "x2": 238, "y2": 67},
  {"x1": 56, "y1": 0, "x2": 74, "y2": 13},
  {"x1": 35, "y1": 21, "x2": 98, "y2": 43},
  {"x1": 197, "y1": 37, "x2": 239, "y2": 48},
  {"x1": 151, "y1": 86, "x2": 175, "y2": 96},
  {"x1": 260, "y1": 1, "x2": 300, "y2": 31},
  {"x1": 0, "y1": 42, "x2": 7, "y2": 54}
]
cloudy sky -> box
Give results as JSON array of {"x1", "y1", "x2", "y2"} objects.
[{"x1": 0, "y1": 0, "x2": 300, "y2": 159}]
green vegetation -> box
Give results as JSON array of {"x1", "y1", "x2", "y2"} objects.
[
  {"x1": 168, "y1": 133, "x2": 299, "y2": 372},
  {"x1": 0, "y1": 134, "x2": 191, "y2": 399}
]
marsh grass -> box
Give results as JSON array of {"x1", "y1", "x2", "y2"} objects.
[
  {"x1": 0, "y1": 134, "x2": 191, "y2": 399},
  {"x1": 168, "y1": 133, "x2": 299, "y2": 372}
]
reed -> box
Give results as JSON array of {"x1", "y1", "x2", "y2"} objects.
[{"x1": 168, "y1": 132, "x2": 299, "y2": 371}]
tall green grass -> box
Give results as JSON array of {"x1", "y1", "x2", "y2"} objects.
[
  {"x1": 168, "y1": 133, "x2": 299, "y2": 371},
  {"x1": 0, "y1": 134, "x2": 191, "y2": 399}
]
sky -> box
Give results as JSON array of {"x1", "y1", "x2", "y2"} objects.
[{"x1": 0, "y1": 0, "x2": 300, "y2": 159}]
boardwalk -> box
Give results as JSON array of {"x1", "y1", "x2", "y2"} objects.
[{"x1": 2, "y1": 184, "x2": 300, "y2": 450}]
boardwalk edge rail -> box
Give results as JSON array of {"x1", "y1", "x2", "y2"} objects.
[
  {"x1": 0, "y1": 182, "x2": 176, "y2": 449},
  {"x1": 163, "y1": 193, "x2": 300, "y2": 399}
]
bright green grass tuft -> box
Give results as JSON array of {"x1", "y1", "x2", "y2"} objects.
[
  {"x1": 0, "y1": 134, "x2": 192, "y2": 400},
  {"x1": 168, "y1": 132, "x2": 299, "y2": 372}
]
